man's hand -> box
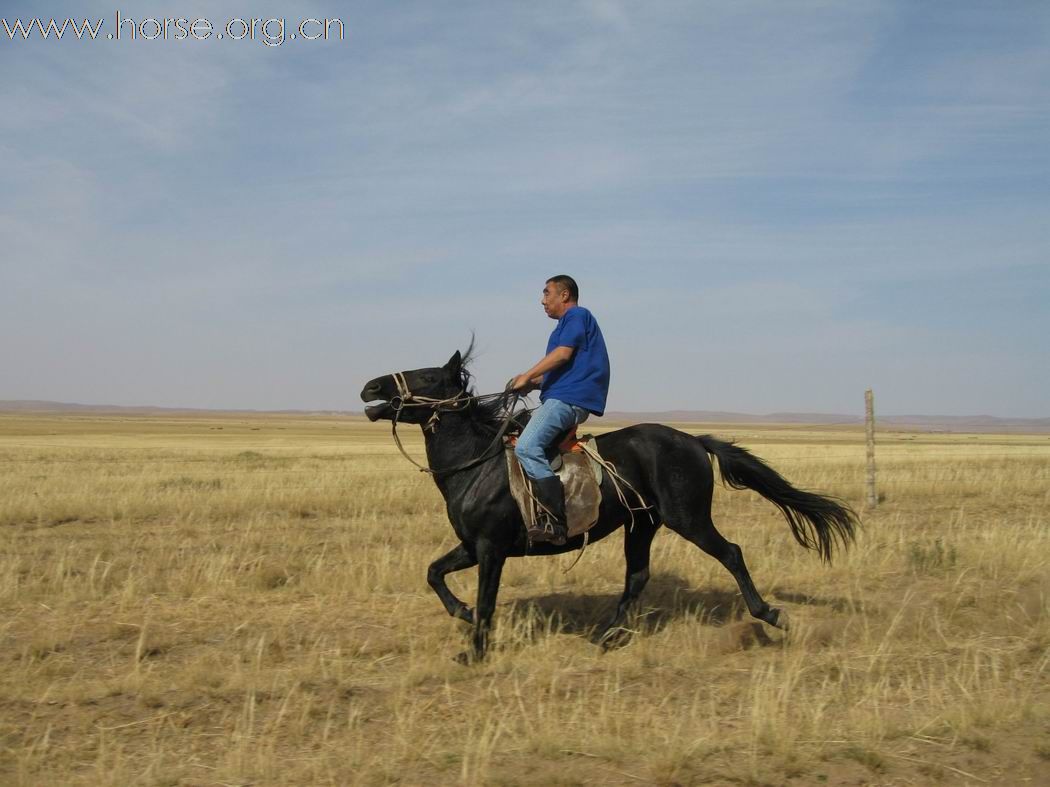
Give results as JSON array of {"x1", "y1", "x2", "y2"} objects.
[{"x1": 509, "y1": 374, "x2": 537, "y2": 392}]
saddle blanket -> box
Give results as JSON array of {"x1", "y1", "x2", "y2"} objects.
[{"x1": 504, "y1": 435, "x2": 604, "y2": 539}]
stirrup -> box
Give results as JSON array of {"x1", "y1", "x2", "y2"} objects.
[{"x1": 527, "y1": 517, "x2": 567, "y2": 546}]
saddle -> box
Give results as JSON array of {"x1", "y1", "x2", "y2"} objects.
[{"x1": 505, "y1": 426, "x2": 604, "y2": 540}]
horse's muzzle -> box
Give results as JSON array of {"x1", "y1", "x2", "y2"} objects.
[
  {"x1": 360, "y1": 380, "x2": 384, "y2": 401},
  {"x1": 364, "y1": 402, "x2": 391, "y2": 421},
  {"x1": 361, "y1": 379, "x2": 392, "y2": 421}
]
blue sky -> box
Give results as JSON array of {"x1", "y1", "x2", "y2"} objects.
[{"x1": 1, "y1": 1, "x2": 1047, "y2": 416}]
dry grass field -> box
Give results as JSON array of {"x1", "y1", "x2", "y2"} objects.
[{"x1": 0, "y1": 411, "x2": 1047, "y2": 786}]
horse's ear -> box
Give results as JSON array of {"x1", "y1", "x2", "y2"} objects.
[{"x1": 445, "y1": 350, "x2": 462, "y2": 372}]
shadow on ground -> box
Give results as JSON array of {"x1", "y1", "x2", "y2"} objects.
[
  {"x1": 507, "y1": 574, "x2": 746, "y2": 637},
  {"x1": 504, "y1": 575, "x2": 858, "y2": 649}
]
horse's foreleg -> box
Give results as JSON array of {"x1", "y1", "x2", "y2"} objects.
[
  {"x1": 596, "y1": 520, "x2": 659, "y2": 649},
  {"x1": 427, "y1": 543, "x2": 477, "y2": 624},
  {"x1": 461, "y1": 540, "x2": 506, "y2": 663}
]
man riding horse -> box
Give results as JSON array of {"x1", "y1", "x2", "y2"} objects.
[
  {"x1": 509, "y1": 275, "x2": 610, "y2": 546},
  {"x1": 360, "y1": 277, "x2": 857, "y2": 662}
]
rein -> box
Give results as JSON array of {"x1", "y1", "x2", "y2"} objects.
[{"x1": 388, "y1": 373, "x2": 524, "y2": 477}]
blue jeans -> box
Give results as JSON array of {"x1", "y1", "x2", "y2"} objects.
[{"x1": 514, "y1": 398, "x2": 590, "y2": 480}]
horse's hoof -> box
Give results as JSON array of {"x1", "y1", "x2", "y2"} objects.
[
  {"x1": 455, "y1": 605, "x2": 475, "y2": 625},
  {"x1": 596, "y1": 626, "x2": 631, "y2": 651},
  {"x1": 772, "y1": 608, "x2": 791, "y2": 631},
  {"x1": 452, "y1": 650, "x2": 477, "y2": 666}
]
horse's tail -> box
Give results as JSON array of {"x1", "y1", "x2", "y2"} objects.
[{"x1": 697, "y1": 435, "x2": 858, "y2": 563}]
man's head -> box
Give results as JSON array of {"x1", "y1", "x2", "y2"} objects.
[{"x1": 541, "y1": 275, "x2": 579, "y2": 320}]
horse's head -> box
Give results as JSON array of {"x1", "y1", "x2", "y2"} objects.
[{"x1": 360, "y1": 350, "x2": 468, "y2": 424}]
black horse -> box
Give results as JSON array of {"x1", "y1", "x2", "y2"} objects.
[{"x1": 361, "y1": 348, "x2": 858, "y2": 661}]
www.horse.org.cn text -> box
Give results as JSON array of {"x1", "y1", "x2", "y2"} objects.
[{"x1": 2, "y1": 13, "x2": 346, "y2": 47}]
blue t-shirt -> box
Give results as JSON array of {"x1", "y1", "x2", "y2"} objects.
[{"x1": 540, "y1": 305, "x2": 610, "y2": 416}]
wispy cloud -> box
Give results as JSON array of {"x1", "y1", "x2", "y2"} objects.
[{"x1": 1, "y1": 1, "x2": 1046, "y2": 415}]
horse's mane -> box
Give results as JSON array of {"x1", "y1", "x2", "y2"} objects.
[{"x1": 455, "y1": 338, "x2": 529, "y2": 436}]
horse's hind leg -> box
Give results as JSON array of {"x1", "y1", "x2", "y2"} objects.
[
  {"x1": 595, "y1": 519, "x2": 660, "y2": 649},
  {"x1": 427, "y1": 543, "x2": 477, "y2": 624},
  {"x1": 667, "y1": 513, "x2": 788, "y2": 631}
]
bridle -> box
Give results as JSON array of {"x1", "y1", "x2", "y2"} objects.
[
  {"x1": 387, "y1": 371, "x2": 524, "y2": 476},
  {"x1": 390, "y1": 371, "x2": 471, "y2": 431}
]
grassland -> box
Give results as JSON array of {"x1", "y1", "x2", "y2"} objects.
[{"x1": 0, "y1": 411, "x2": 1047, "y2": 785}]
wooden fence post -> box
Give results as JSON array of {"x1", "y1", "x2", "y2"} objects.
[{"x1": 865, "y1": 388, "x2": 877, "y2": 508}]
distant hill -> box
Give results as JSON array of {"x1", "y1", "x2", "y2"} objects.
[{"x1": 2, "y1": 400, "x2": 1047, "y2": 433}]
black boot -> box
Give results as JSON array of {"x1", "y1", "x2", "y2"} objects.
[{"x1": 528, "y1": 476, "x2": 568, "y2": 546}]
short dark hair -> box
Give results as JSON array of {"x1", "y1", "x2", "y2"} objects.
[{"x1": 547, "y1": 275, "x2": 579, "y2": 301}]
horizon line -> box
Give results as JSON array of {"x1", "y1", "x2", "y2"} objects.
[{"x1": 1, "y1": 399, "x2": 1047, "y2": 424}]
